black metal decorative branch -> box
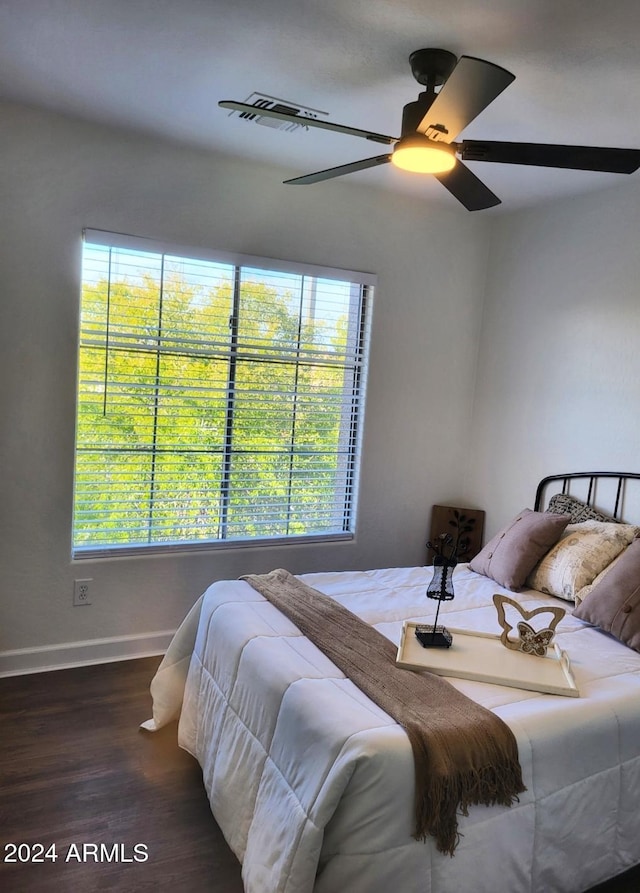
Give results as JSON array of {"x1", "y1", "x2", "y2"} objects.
[
  {"x1": 421, "y1": 512, "x2": 478, "y2": 647},
  {"x1": 426, "y1": 510, "x2": 477, "y2": 563}
]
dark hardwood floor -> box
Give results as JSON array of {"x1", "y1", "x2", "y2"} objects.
[
  {"x1": 1, "y1": 656, "x2": 639, "y2": 893},
  {"x1": 0, "y1": 657, "x2": 243, "y2": 893}
]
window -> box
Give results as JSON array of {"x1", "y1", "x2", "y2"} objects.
[{"x1": 72, "y1": 230, "x2": 373, "y2": 557}]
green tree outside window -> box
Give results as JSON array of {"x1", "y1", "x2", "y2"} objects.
[{"x1": 72, "y1": 235, "x2": 372, "y2": 555}]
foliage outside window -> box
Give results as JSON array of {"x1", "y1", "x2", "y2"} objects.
[{"x1": 72, "y1": 230, "x2": 373, "y2": 557}]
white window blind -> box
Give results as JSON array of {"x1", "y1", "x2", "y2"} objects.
[{"x1": 72, "y1": 229, "x2": 373, "y2": 557}]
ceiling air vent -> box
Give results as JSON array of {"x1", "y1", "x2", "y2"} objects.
[{"x1": 228, "y1": 92, "x2": 328, "y2": 132}]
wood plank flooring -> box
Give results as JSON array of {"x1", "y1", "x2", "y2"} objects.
[
  {"x1": 1, "y1": 656, "x2": 639, "y2": 893},
  {"x1": 0, "y1": 657, "x2": 243, "y2": 893}
]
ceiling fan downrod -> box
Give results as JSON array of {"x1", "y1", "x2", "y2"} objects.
[{"x1": 402, "y1": 48, "x2": 457, "y2": 138}]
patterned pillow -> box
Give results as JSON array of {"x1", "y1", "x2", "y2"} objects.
[
  {"x1": 574, "y1": 550, "x2": 625, "y2": 605},
  {"x1": 573, "y1": 537, "x2": 640, "y2": 652},
  {"x1": 526, "y1": 520, "x2": 639, "y2": 602},
  {"x1": 547, "y1": 492, "x2": 615, "y2": 524}
]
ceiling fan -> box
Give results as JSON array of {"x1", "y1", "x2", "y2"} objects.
[{"x1": 219, "y1": 48, "x2": 640, "y2": 211}]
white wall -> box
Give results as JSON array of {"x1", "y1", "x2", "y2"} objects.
[
  {"x1": 0, "y1": 102, "x2": 490, "y2": 671},
  {"x1": 467, "y1": 180, "x2": 640, "y2": 537}
]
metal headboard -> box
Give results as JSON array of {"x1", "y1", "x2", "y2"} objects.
[{"x1": 534, "y1": 472, "x2": 640, "y2": 521}]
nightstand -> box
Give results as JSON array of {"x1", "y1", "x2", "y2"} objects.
[{"x1": 427, "y1": 505, "x2": 485, "y2": 563}]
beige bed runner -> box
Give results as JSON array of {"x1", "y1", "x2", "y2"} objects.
[{"x1": 242, "y1": 568, "x2": 525, "y2": 855}]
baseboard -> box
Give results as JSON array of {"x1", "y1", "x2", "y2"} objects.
[{"x1": 0, "y1": 629, "x2": 176, "y2": 677}]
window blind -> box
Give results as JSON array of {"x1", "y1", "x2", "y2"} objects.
[{"x1": 72, "y1": 230, "x2": 373, "y2": 557}]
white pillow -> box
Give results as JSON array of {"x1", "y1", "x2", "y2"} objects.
[{"x1": 526, "y1": 520, "x2": 639, "y2": 602}]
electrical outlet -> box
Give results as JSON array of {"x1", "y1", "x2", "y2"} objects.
[{"x1": 73, "y1": 579, "x2": 92, "y2": 606}]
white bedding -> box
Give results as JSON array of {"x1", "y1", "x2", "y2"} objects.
[{"x1": 147, "y1": 564, "x2": 640, "y2": 893}]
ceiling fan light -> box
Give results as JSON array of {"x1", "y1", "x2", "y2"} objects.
[{"x1": 391, "y1": 135, "x2": 457, "y2": 174}]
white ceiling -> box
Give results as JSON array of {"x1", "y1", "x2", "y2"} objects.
[{"x1": 1, "y1": 0, "x2": 640, "y2": 212}]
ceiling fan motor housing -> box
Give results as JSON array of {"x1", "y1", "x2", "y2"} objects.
[{"x1": 401, "y1": 95, "x2": 438, "y2": 138}]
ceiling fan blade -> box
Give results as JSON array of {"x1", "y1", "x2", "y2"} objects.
[
  {"x1": 417, "y1": 56, "x2": 515, "y2": 142},
  {"x1": 434, "y1": 161, "x2": 501, "y2": 211},
  {"x1": 283, "y1": 155, "x2": 391, "y2": 185},
  {"x1": 219, "y1": 101, "x2": 396, "y2": 145},
  {"x1": 460, "y1": 140, "x2": 640, "y2": 174}
]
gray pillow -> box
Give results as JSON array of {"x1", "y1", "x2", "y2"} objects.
[
  {"x1": 547, "y1": 492, "x2": 615, "y2": 524},
  {"x1": 573, "y1": 537, "x2": 640, "y2": 652},
  {"x1": 469, "y1": 508, "x2": 571, "y2": 591}
]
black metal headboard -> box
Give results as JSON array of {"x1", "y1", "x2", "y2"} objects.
[{"x1": 534, "y1": 472, "x2": 640, "y2": 521}]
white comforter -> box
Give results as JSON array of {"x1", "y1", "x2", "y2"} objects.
[{"x1": 146, "y1": 565, "x2": 640, "y2": 893}]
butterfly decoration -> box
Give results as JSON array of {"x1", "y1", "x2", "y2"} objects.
[
  {"x1": 517, "y1": 621, "x2": 555, "y2": 657},
  {"x1": 493, "y1": 594, "x2": 566, "y2": 658}
]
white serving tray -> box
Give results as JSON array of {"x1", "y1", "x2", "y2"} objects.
[{"x1": 397, "y1": 622, "x2": 579, "y2": 697}]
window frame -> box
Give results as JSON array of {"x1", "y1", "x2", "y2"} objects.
[{"x1": 72, "y1": 229, "x2": 375, "y2": 559}]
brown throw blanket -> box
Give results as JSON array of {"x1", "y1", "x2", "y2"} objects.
[{"x1": 242, "y1": 568, "x2": 525, "y2": 856}]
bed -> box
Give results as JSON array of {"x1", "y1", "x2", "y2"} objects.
[{"x1": 144, "y1": 472, "x2": 640, "y2": 893}]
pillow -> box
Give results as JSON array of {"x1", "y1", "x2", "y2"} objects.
[
  {"x1": 574, "y1": 549, "x2": 625, "y2": 605},
  {"x1": 573, "y1": 537, "x2": 640, "y2": 652},
  {"x1": 547, "y1": 492, "x2": 615, "y2": 524},
  {"x1": 469, "y1": 508, "x2": 571, "y2": 591},
  {"x1": 526, "y1": 520, "x2": 639, "y2": 602}
]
